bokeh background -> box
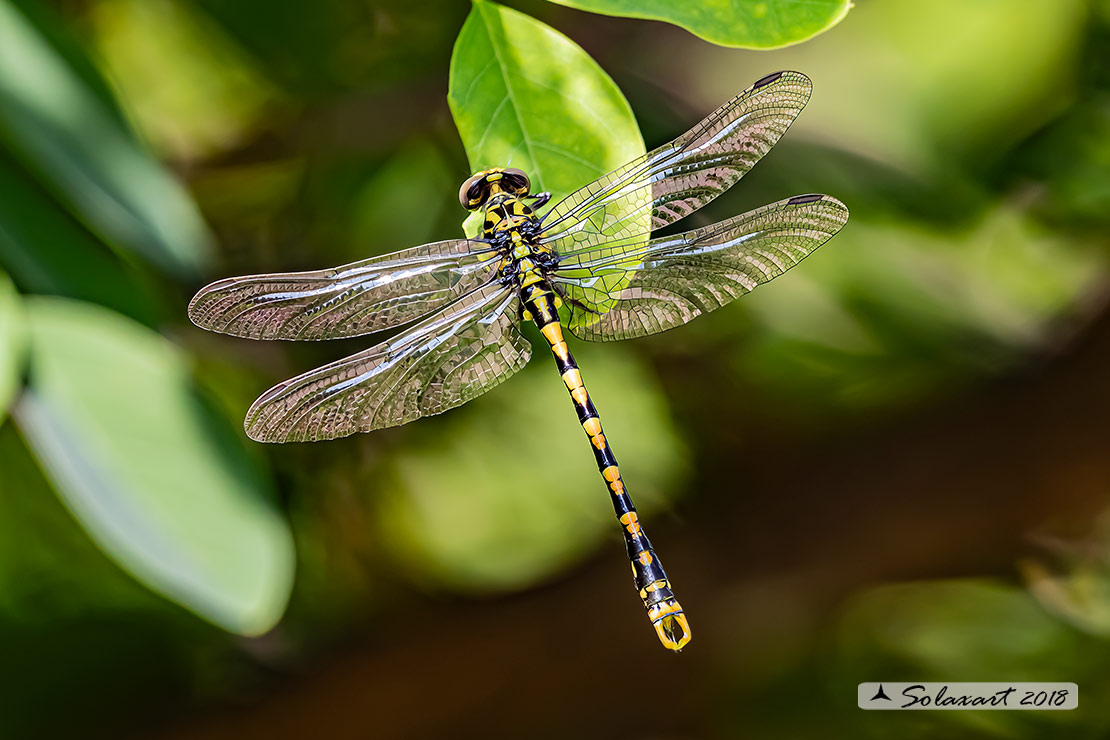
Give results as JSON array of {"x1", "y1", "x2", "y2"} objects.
[{"x1": 2, "y1": 0, "x2": 1110, "y2": 738}]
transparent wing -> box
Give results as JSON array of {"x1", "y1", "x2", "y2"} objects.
[
  {"x1": 551, "y1": 195, "x2": 848, "y2": 342},
  {"x1": 245, "y1": 283, "x2": 530, "y2": 442},
  {"x1": 538, "y1": 71, "x2": 812, "y2": 259},
  {"x1": 188, "y1": 239, "x2": 499, "y2": 340}
]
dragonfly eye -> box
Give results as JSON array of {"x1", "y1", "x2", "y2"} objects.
[
  {"x1": 458, "y1": 174, "x2": 489, "y2": 210},
  {"x1": 502, "y1": 167, "x2": 531, "y2": 196}
]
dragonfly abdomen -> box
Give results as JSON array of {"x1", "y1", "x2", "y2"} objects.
[{"x1": 523, "y1": 288, "x2": 692, "y2": 651}]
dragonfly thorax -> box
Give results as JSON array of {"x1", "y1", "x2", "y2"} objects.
[{"x1": 481, "y1": 194, "x2": 538, "y2": 239}]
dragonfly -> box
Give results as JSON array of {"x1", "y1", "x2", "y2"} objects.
[{"x1": 188, "y1": 70, "x2": 848, "y2": 652}]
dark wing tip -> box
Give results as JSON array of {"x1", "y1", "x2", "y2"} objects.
[
  {"x1": 752, "y1": 70, "x2": 811, "y2": 91},
  {"x1": 746, "y1": 71, "x2": 812, "y2": 110},
  {"x1": 752, "y1": 70, "x2": 785, "y2": 89},
  {"x1": 780, "y1": 193, "x2": 850, "y2": 237},
  {"x1": 787, "y1": 192, "x2": 849, "y2": 214}
]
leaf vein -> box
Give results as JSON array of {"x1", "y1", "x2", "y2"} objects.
[{"x1": 479, "y1": 3, "x2": 546, "y2": 190}]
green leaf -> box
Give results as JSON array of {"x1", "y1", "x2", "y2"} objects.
[
  {"x1": 0, "y1": 272, "x2": 23, "y2": 422},
  {"x1": 546, "y1": 0, "x2": 851, "y2": 49},
  {"x1": 448, "y1": 0, "x2": 644, "y2": 236},
  {"x1": 0, "y1": 2, "x2": 213, "y2": 276},
  {"x1": 14, "y1": 298, "x2": 295, "y2": 635}
]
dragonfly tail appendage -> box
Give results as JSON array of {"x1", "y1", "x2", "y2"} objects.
[{"x1": 526, "y1": 288, "x2": 691, "y2": 652}]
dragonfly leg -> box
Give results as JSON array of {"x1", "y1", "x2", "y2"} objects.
[
  {"x1": 549, "y1": 283, "x2": 600, "y2": 316},
  {"x1": 524, "y1": 288, "x2": 691, "y2": 651}
]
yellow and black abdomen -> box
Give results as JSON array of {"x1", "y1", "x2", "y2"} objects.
[{"x1": 521, "y1": 286, "x2": 692, "y2": 651}]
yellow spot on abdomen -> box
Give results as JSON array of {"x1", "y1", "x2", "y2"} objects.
[
  {"x1": 540, "y1": 322, "x2": 565, "y2": 346},
  {"x1": 620, "y1": 511, "x2": 642, "y2": 536},
  {"x1": 561, "y1": 368, "x2": 582, "y2": 391}
]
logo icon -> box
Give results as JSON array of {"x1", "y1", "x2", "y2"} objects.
[{"x1": 870, "y1": 684, "x2": 892, "y2": 702}]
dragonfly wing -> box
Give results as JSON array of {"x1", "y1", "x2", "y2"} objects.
[
  {"x1": 188, "y1": 239, "x2": 498, "y2": 340},
  {"x1": 538, "y1": 71, "x2": 813, "y2": 258},
  {"x1": 245, "y1": 283, "x2": 530, "y2": 442},
  {"x1": 551, "y1": 194, "x2": 849, "y2": 341}
]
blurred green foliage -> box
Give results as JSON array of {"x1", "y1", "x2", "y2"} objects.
[
  {"x1": 379, "y1": 348, "x2": 685, "y2": 592},
  {"x1": 0, "y1": 0, "x2": 1107, "y2": 737},
  {"x1": 780, "y1": 580, "x2": 1110, "y2": 740},
  {"x1": 0, "y1": 0, "x2": 213, "y2": 276},
  {"x1": 0, "y1": 272, "x2": 22, "y2": 423},
  {"x1": 87, "y1": 0, "x2": 281, "y2": 162}
]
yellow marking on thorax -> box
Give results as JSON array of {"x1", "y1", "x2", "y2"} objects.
[
  {"x1": 483, "y1": 195, "x2": 532, "y2": 238},
  {"x1": 534, "y1": 295, "x2": 554, "y2": 320},
  {"x1": 519, "y1": 258, "x2": 544, "y2": 288}
]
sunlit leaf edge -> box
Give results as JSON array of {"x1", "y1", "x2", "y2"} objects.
[{"x1": 546, "y1": 0, "x2": 853, "y2": 49}]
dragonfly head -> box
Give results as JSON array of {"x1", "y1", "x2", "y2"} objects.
[{"x1": 459, "y1": 168, "x2": 532, "y2": 210}]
